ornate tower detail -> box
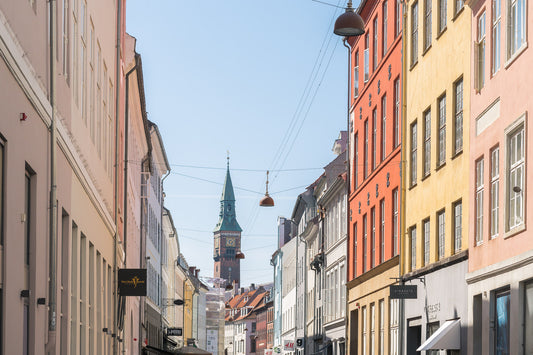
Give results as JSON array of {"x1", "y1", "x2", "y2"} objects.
[{"x1": 213, "y1": 158, "x2": 242, "y2": 289}]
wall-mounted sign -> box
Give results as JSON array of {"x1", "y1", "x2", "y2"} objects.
[
  {"x1": 390, "y1": 285, "x2": 417, "y2": 299},
  {"x1": 167, "y1": 328, "x2": 183, "y2": 336},
  {"x1": 284, "y1": 340, "x2": 295, "y2": 351},
  {"x1": 296, "y1": 338, "x2": 304, "y2": 348},
  {"x1": 265, "y1": 350, "x2": 273, "y2": 355},
  {"x1": 118, "y1": 269, "x2": 147, "y2": 296}
]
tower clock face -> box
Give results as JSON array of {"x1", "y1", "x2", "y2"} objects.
[{"x1": 226, "y1": 237, "x2": 236, "y2": 247}]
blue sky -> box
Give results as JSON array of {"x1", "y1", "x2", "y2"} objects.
[{"x1": 126, "y1": 0, "x2": 350, "y2": 286}]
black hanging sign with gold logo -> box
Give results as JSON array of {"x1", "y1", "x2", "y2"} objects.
[{"x1": 118, "y1": 269, "x2": 147, "y2": 296}]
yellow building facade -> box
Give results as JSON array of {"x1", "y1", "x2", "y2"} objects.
[{"x1": 401, "y1": 0, "x2": 471, "y2": 352}]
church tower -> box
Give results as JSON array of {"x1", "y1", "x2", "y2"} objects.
[{"x1": 213, "y1": 158, "x2": 242, "y2": 288}]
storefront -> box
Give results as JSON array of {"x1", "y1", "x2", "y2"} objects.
[{"x1": 402, "y1": 254, "x2": 468, "y2": 355}]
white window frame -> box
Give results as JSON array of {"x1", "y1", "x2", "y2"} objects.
[
  {"x1": 506, "y1": 0, "x2": 526, "y2": 61},
  {"x1": 490, "y1": 147, "x2": 500, "y2": 238},
  {"x1": 475, "y1": 157, "x2": 484, "y2": 245},
  {"x1": 504, "y1": 115, "x2": 526, "y2": 235}
]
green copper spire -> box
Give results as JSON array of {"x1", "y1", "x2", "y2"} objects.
[{"x1": 214, "y1": 157, "x2": 242, "y2": 232}]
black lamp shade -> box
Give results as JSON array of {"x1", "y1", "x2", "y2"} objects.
[{"x1": 334, "y1": 9, "x2": 365, "y2": 37}]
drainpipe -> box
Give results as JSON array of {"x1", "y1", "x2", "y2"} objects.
[
  {"x1": 342, "y1": 37, "x2": 352, "y2": 355},
  {"x1": 113, "y1": 0, "x2": 123, "y2": 354},
  {"x1": 399, "y1": 1, "x2": 408, "y2": 354},
  {"x1": 46, "y1": 0, "x2": 58, "y2": 353}
]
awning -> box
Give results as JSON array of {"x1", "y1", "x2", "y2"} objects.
[{"x1": 417, "y1": 319, "x2": 461, "y2": 351}]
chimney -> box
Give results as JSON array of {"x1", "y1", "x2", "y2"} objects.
[
  {"x1": 189, "y1": 266, "x2": 196, "y2": 275},
  {"x1": 195, "y1": 269, "x2": 200, "y2": 278},
  {"x1": 250, "y1": 283, "x2": 255, "y2": 291},
  {"x1": 240, "y1": 287, "x2": 245, "y2": 295}
]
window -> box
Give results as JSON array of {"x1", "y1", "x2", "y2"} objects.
[
  {"x1": 370, "y1": 304, "x2": 376, "y2": 355},
  {"x1": 374, "y1": 17, "x2": 379, "y2": 70},
  {"x1": 364, "y1": 120, "x2": 369, "y2": 179},
  {"x1": 426, "y1": 322, "x2": 440, "y2": 355},
  {"x1": 362, "y1": 306, "x2": 368, "y2": 355},
  {"x1": 424, "y1": 0, "x2": 432, "y2": 50},
  {"x1": 62, "y1": 0, "x2": 70, "y2": 79},
  {"x1": 383, "y1": 1, "x2": 388, "y2": 56},
  {"x1": 379, "y1": 300, "x2": 385, "y2": 355},
  {"x1": 411, "y1": 2, "x2": 419, "y2": 65},
  {"x1": 410, "y1": 121, "x2": 418, "y2": 186},
  {"x1": 365, "y1": 34, "x2": 370, "y2": 81},
  {"x1": 437, "y1": 95, "x2": 446, "y2": 166},
  {"x1": 490, "y1": 147, "x2": 499, "y2": 238},
  {"x1": 423, "y1": 109, "x2": 431, "y2": 176},
  {"x1": 455, "y1": 0, "x2": 464, "y2": 15},
  {"x1": 373, "y1": 108, "x2": 377, "y2": 170},
  {"x1": 477, "y1": 12, "x2": 486, "y2": 90},
  {"x1": 437, "y1": 210, "x2": 445, "y2": 259},
  {"x1": 410, "y1": 226, "x2": 417, "y2": 270},
  {"x1": 492, "y1": 0, "x2": 501, "y2": 74},
  {"x1": 354, "y1": 51, "x2": 359, "y2": 98},
  {"x1": 506, "y1": 123, "x2": 524, "y2": 231},
  {"x1": 507, "y1": 0, "x2": 526, "y2": 58},
  {"x1": 72, "y1": 0, "x2": 79, "y2": 105},
  {"x1": 354, "y1": 223, "x2": 358, "y2": 276},
  {"x1": 423, "y1": 218, "x2": 430, "y2": 266},
  {"x1": 341, "y1": 263, "x2": 346, "y2": 317},
  {"x1": 453, "y1": 78, "x2": 463, "y2": 154},
  {"x1": 454, "y1": 200, "x2": 462, "y2": 252},
  {"x1": 525, "y1": 281, "x2": 533, "y2": 354},
  {"x1": 381, "y1": 95, "x2": 387, "y2": 162},
  {"x1": 80, "y1": 0, "x2": 87, "y2": 122},
  {"x1": 355, "y1": 132, "x2": 359, "y2": 188},
  {"x1": 395, "y1": 0, "x2": 402, "y2": 38},
  {"x1": 380, "y1": 199, "x2": 385, "y2": 264},
  {"x1": 438, "y1": 0, "x2": 447, "y2": 33},
  {"x1": 371, "y1": 207, "x2": 376, "y2": 268},
  {"x1": 494, "y1": 289, "x2": 510, "y2": 355},
  {"x1": 476, "y1": 158, "x2": 484, "y2": 245},
  {"x1": 363, "y1": 214, "x2": 368, "y2": 273},
  {"x1": 389, "y1": 299, "x2": 399, "y2": 355},
  {"x1": 392, "y1": 189, "x2": 399, "y2": 256},
  {"x1": 393, "y1": 78, "x2": 400, "y2": 148}
]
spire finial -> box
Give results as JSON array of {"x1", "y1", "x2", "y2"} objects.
[{"x1": 227, "y1": 150, "x2": 230, "y2": 169}]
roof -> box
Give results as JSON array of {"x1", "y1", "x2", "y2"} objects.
[
  {"x1": 213, "y1": 164, "x2": 242, "y2": 232},
  {"x1": 224, "y1": 288, "x2": 269, "y2": 322}
]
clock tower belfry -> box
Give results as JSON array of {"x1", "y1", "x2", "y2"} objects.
[{"x1": 213, "y1": 158, "x2": 242, "y2": 289}]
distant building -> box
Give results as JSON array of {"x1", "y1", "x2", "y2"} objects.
[
  {"x1": 214, "y1": 160, "x2": 243, "y2": 289},
  {"x1": 225, "y1": 285, "x2": 269, "y2": 355}
]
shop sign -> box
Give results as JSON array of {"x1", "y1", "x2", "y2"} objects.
[
  {"x1": 118, "y1": 269, "x2": 147, "y2": 296},
  {"x1": 284, "y1": 339, "x2": 295, "y2": 351},
  {"x1": 390, "y1": 285, "x2": 417, "y2": 299},
  {"x1": 167, "y1": 327, "x2": 183, "y2": 336}
]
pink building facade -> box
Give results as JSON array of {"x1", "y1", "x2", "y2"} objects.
[
  {"x1": 0, "y1": 0, "x2": 128, "y2": 354},
  {"x1": 466, "y1": 0, "x2": 533, "y2": 353}
]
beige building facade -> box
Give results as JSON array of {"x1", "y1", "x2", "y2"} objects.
[{"x1": 0, "y1": 0, "x2": 126, "y2": 354}]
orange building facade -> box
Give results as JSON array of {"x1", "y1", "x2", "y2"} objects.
[{"x1": 346, "y1": 0, "x2": 403, "y2": 354}]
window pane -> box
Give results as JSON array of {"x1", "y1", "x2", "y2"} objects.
[
  {"x1": 495, "y1": 291, "x2": 510, "y2": 355},
  {"x1": 525, "y1": 282, "x2": 533, "y2": 355}
]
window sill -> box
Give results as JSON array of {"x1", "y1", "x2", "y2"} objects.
[
  {"x1": 452, "y1": 6, "x2": 465, "y2": 22},
  {"x1": 504, "y1": 223, "x2": 526, "y2": 239},
  {"x1": 409, "y1": 183, "x2": 417, "y2": 191},
  {"x1": 422, "y1": 44, "x2": 432, "y2": 57},
  {"x1": 436, "y1": 27, "x2": 447, "y2": 40},
  {"x1": 435, "y1": 161, "x2": 446, "y2": 171},
  {"x1": 505, "y1": 42, "x2": 528, "y2": 69},
  {"x1": 451, "y1": 149, "x2": 463, "y2": 160},
  {"x1": 421, "y1": 172, "x2": 431, "y2": 181},
  {"x1": 410, "y1": 60, "x2": 418, "y2": 71}
]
